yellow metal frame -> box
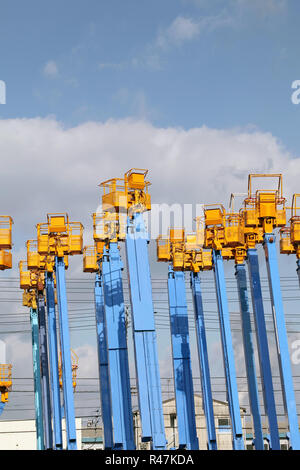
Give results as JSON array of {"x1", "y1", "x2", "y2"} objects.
[
  {"x1": 185, "y1": 233, "x2": 200, "y2": 252},
  {"x1": 27, "y1": 240, "x2": 43, "y2": 270},
  {"x1": 100, "y1": 178, "x2": 128, "y2": 213},
  {"x1": 0, "y1": 250, "x2": 12, "y2": 270},
  {"x1": 291, "y1": 194, "x2": 300, "y2": 219},
  {"x1": 83, "y1": 245, "x2": 99, "y2": 273},
  {"x1": 280, "y1": 194, "x2": 300, "y2": 258},
  {"x1": 37, "y1": 214, "x2": 84, "y2": 258},
  {"x1": 0, "y1": 364, "x2": 12, "y2": 403},
  {"x1": 280, "y1": 227, "x2": 295, "y2": 255},
  {"x1": 37, "y1": 223, "x2": 50, "y2": 255},
  {"x1": 93, "y1": 212, "x2": 126, "y2": 243},
  {"x1": 195, "y1": 217, "x2": 205, "y2": 247},
  {"x1": 229, "y1": 193, "x2": 247, "y2": 213},
  {"x1": 47, "y1": 213, "x2": 69, "y2": 234},
  {"x1": 156, "y1": 236, "x2": 171, "y2": 262},
  {"x1": 204, "y1": 204, "x2": 226, "y2": 227},
  {"x1": 199, "y1": 250, "x2": 213, "y2": 271},
  {"x1": 247, "y1": 174, "x2": 283, "y2": 200},
  {"x1": 224, "y1": 213, "x2": 245, "y2": 248},
  {"x1": 203, "y1": 204, "x2": 248, "y2": 262},
  {"x1": 22, "y1": 288, "x2": 37, "y2": 309},
  {"x1": 69, "y1": 222, "x2": 83, "y2": 255},
  {"x1": 203, "y1": 205, "x2": 226, "y2": 251},
  {"x1": 19, "y1": 261, "x2": 32, "y2": 290},
  {"x1": 169, "y1": 228, "x2": 185, "y2": 243},
  {"x1": 156, "y1": 227, "x2": 213, "y2": 273},
  {"x1": 99, "y1": 168, "x2": 151, "y2": 216},
  {"x1": 126, "y1": 169, "x2": 151, "y2": 213},
  {"x1": 0, "y1": 216, "x2": 13, "y2": 250},
  {"x1": 124, "y1": 168, "x2": 149, "y2": 191},
  {"x1": 244, "y1": 174, "x2": 286, "y2": 234}
]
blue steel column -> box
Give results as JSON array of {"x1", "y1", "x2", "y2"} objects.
[
  {"x1": 37, "y1": 293, "x2": 53, "y2": 450},
  {"x1": 94, "y1": 273, "x2": 114, "y2": 449},
  {"x1": 102, "y1": 243, "x2": 135, "y2": 450},
  {"x1": 264, "y1": 234, "x2": 300, "y2": 450},
  {"x1": 247, "y1": 248, "x2": 280, "y2": 450},
  {"x1": 0, "y1": 403, "x2": 5, "y2": 416},
  {"x1": 45, "y1": 272, "x2": 62, "y2": 449},
  {"x1": 126, "y1": 212, "x2": 166, "y2": 450},
  {"x1": 235, "y1": 263, "x2": 264, "y2": 450},
  {"x1": 167, "y1": 267, "x2": 199, "y2": 450},
  {"x1": 190, "y1": 272, "x2": 217, "y2": 450},
  {"x1": 30, "y1": 307, "x2": 44, "y2": 450},
  {"x1": 212, "y1": 250, "x2": 244, "y2": 450},
  {"x1": 55, "y1": 257, "x2": 77, "y2": 450}
]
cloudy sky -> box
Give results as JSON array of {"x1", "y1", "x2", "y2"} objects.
[{"x1": 1, "y1": 0, "x2": 300, "y2": 431}]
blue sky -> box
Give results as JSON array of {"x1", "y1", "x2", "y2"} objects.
[{"x1": 1, "y1": 0, "x2": 300, "y2": 154}]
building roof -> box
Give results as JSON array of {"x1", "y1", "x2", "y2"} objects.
[
  {"x1": 133, "y1": 393, "x2": 247, "y2": 414},
  {"x1": 163, "y1": 393, "x2": 247, "y2": 411}
]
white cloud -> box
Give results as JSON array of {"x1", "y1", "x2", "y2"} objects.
[
  {"x1": 0, "y1": 117, "x2": 298, "y2": 251},
  {"x1": 43, "y1": 60, "x2": 59, "y2": 78},
  {"x1": 156, "y1": 14, "x2": 232, "y2": 50},
  {"x1": 136, "y1": 1, "x2": 286, "y2": 68},
  {"x1": 156, "y1": 16, "x2": 201, "y2": 48}
]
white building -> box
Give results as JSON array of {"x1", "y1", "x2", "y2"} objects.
[
  {"x1": 134, "y1": 394, "x2": 247, "y2": 450},
  {"x1": 134, "y1": 395, "x2": 292, "y2": 450},
  {"x1": 0, "y1": 409, "x2": 291, "y2": 450},
  {"x1": 0, "y1": 418, "x2": 82, "y2": 450}
]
